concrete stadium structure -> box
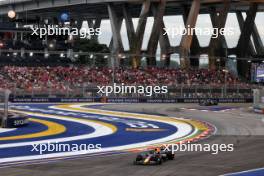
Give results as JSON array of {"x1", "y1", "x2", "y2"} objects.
[{"x1": 0, "y1": 0, "x2": 264, "y2": 76}]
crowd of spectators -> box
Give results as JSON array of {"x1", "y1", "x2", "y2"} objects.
[{"x1": 0, "y1": 66, "x2": 250, "y2": 92}]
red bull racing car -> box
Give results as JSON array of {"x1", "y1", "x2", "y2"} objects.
[{"x1": 133, "y1": 147, "x2": 174, "y2": 165}]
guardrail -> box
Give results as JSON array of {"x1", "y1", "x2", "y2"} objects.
[{"x1": 9, "y1": 97, "x2": 253, "y2": 103}]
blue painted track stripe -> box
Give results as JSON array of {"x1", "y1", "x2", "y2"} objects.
[{"x1": 222, "y1": 168, "x2": 264, "y2": 176}]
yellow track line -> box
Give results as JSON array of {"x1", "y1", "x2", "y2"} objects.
[{"x1": 0, "y1": 118, "x2": 66, "y2": 141}]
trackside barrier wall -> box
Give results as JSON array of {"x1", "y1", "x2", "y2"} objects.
[{"x1": 10, "y1": 98, "x2": 253, "y2": 103}]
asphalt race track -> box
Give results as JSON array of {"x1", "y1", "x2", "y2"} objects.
[{"x1": 0, "y1": 103, "x2": 264, "y2": 176}]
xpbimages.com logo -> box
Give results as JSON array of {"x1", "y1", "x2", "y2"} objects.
[
  {"x1": 163, "y1": 25, "x2": 235, "y2": 38},
  {"x1": 97, "y1": 83, "x2": 168, "y2": 97},
  {"x1": 30, "y1": 25, "x2": 101, "y2": 38},
  {"x1": 162, "y1": 142, "x2": 234, "y2": 155},
  {"x1": 31, "y1": 142, "x2": 102, "y2": 155}
]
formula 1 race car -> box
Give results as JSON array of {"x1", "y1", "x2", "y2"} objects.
[
  {"x1": 133, "y1": 150, "x2": 163, "y2": 165},
  {"x1": 133, "y1": 148, "x2": 174, "y2": 165},
  {"x1": 199, "y1": 99, "x2": 218, "y2": 106},
  {"x1": 160, "y1": 147, "x2": 175, "y2": 160}
]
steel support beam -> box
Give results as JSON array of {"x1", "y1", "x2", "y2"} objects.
[
  {"x1": 109, "y1": 17, "x2": 123, "y2": 50},
  {"x1": 123, "y1": 3, "x2": 136, "y2": 50},
  {"x1": 146, "y1": 0, "x2": 166, "y2": 66},
  {"x1": 108, "y1": 3, "x2": 124, "y2": 67},
  {"x1": 252, "y1": 23, "x2": 264, "y2": 55},
  {"x1": 208, "y1": 1, "x2": 230, "y2": 70},
  {"x1": 130, "y1": 0, "x2": 151, "y2": 68},
  {"x1": 236, "y1": 3, "x2": 258, "y2": 77},
  {"x1": 236, "y1": 11, "x2": 256, "y2": 56},
  {"x1": 159, "y1": 20, "x2": 171, "y2": 67},
  {"x1": 182, "y1": 5, "x2": 201, "y2": 68},
  {"x1": 179, "y1": 0, "x2": 200, "y2": 69}
]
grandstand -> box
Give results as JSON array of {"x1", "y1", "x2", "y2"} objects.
[{"x1": 0, "y1": 65, "x2": 257, "y2": 99}]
